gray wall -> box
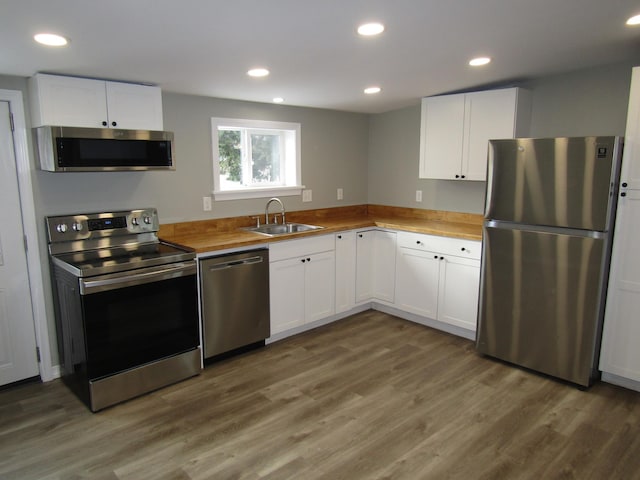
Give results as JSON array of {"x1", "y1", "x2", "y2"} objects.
[{"x1": 367, "y1": 60, "x2": 639, "y2": 214}]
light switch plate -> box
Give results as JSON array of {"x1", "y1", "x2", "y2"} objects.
[
  {"x1": 302, "y1": 189, "x2": 313, "y2": 202},
  {"x1": 203, "y1": 196, "x2": 212, "y2": 211},
  {"x1": 416, "y1": 190, "x2": 423, "y2": 202},
  {"x1": 337, "y1": 188, "x2": 343, "y2": 200}
]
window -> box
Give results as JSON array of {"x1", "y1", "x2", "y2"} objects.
[{"x1": 211, "y1": 117, "x2": 302, "y2": 200}]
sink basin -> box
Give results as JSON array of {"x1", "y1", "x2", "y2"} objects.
[{"x1": 241, "y1": 222, "x2": 324, "y2": 236}]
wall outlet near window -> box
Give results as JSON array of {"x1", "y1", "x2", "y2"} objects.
[
  {"x1": 337, "y1": 188, "x2": 343, "y2": 200},
  {"x1": 302, "y1": 189, "x2": 313, "y2": 202},
  {"x1": 416, "y1": 190, "x2": 423, "y2": 202},
  {"x1": 203, "y1": 196, "x2": 212, "y2": 211}
]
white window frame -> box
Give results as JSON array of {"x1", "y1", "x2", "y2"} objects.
[{"x1": 211, "y1": 117, "x2": 303, "y2": 201}]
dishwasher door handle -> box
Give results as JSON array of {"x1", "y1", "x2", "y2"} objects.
[{"x1": 207, "y1": 256, "x2": 264, "y2": 271}]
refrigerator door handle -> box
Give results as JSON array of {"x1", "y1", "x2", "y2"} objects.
[{"x1": 485, "y1": 220, "x2": 607, "y2": 240}]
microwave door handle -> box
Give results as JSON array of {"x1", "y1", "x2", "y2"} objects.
[{"x1": 79, "y1": 261, "x2": 196, "y2": 295}]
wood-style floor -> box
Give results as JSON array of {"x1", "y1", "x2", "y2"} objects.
[{"x1": 2, "y1": 310, "x2": 640, "y2": 480}]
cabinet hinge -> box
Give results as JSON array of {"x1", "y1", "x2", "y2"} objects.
[
  {"x1": 36, "y1": 347, "x2": 41, "y2": 363},
  {"x1": 9, "y1": 112, "x2": 15, "y2": 132},
  {"x1": 23, "y1": 235, "x2": 28, "y2": 252}
]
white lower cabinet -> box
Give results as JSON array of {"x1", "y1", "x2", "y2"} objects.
[
  {"x1": 355, "y1": 229, "x2": 396, "y2": 303},
  {"x1": 269, "y1": 235, "x2": 335, "y2": 335},
  {"x1": 395, "y1": 232, "x2": 480, "y2": 332}
]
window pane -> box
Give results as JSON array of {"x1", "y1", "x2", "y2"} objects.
[
  {"x1": 218, "y1": 129, "x2": 242, "y2": 189},
  {"x1": 251, "y1": 134, "x2": 281, "y2": 185}
]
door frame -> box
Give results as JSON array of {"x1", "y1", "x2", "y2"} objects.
[{"x1": 1, "y1": 88, "x2": 56, "y2": 381}]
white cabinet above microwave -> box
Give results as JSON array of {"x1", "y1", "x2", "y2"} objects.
[{"x1": 28, "y1": 73, "x2": 163, "y2": 130}]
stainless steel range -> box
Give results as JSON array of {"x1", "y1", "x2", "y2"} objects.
[{"x1": 47, "y1": 208, "x2": 201, "y2": 411}]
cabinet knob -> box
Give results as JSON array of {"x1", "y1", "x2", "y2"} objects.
[
  {"x1": 416, "y1": 240, "x2": 421, "y2": 245},
  {"x1": 461, "y1": 247, "x2": 466, "y2": 251},
  {"x1": 359, "y1": 234, "x2": 363, "y2": 238},
  {"x1": 101, "y1": 121, "x2": 108, "y2": 126},
  {"x1": 111, "y1": 121, "x2": 117, "y2": 127},
  {"x1": 337, "y1": 235, "x2": 342, "y2": 239},
  {"x1": 440, "y1": 256, "x2": 444, "y2": 260},
  {"x1": 622, "y1": 182, "x2": 628, "y2": 188},
  {"x1": 301, "y1": 259, "x2": 306, "y2": 263},
  {"x1": 434, "y1": 255, "x2": 438, "y2": 259},
  {"x1": 621, "y1": 192, "x2": 627, "y2": 197},
  {"x1": 461, "y1": 175, "x2": 466, "y2": 179},
  {"x1": 455, "y1": 174, "x2": 460, "y2": 179}
]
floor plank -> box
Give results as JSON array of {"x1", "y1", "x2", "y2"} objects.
[{"x1": 1, "y1": 310, "x2": 640, "y2": 479}]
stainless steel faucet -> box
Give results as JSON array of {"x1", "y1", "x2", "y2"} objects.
[{"x1": 265, "y1": 197, "x2": 286, "y2": 225}]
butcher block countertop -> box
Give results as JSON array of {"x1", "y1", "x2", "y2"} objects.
[{"x1": 159, "y1": 205, "x2": 483, "y2": 254}]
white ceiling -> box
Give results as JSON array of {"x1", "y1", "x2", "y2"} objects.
[{"x1": 2, "y1": 0, "x2": 640, "y2": 114}]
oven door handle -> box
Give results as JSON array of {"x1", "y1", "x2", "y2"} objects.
[{"x1": 79, "y1": 261, "x2": 196, "y2": 295}]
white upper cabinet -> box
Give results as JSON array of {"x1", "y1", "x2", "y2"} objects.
[
  {"x1": 28, "y1": 73, "x2": 163, "y2": 130},
  {"x1": 419, "y1": 87, "x2": 531, "y2": 181}
]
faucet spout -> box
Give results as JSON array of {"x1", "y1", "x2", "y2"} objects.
[{"x1": 265, "y1": 197, "x2": 286, "y2": 225}]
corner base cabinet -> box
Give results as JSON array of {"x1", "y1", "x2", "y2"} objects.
[{"x1": 419, "y1": 87, "x2": 531, "y2": 181}]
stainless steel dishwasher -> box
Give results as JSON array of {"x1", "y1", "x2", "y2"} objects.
[{"x1": 200, "y1": 248, "x2": 270, "y2": 359}]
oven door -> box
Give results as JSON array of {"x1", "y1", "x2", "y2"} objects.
[{"x1": 79, "y1": 261, "x2": 199, "y2": 380}]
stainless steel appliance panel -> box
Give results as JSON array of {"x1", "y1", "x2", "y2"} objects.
[
  {"x1": 485, "y1": 136, "x2": 620, "y2": 231},
  {"x1": 477, "y1": 224, "x2": 606, "y2": 385},
  {"x1": 200, "y1": 249, "x2": 270, "y2": 358}
]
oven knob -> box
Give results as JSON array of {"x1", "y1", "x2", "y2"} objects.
[
  {"x1": 143, "y1": 216, "x2": 152, "y2": 225},
  {"x1": 56, "y1": 223, "x2": 68, "y2": 233},
  {"x1": 72, "y1": 222, "x2": 83, "y2": 232},
  {"x1": 132, "y1": 217, "x2": 140, "y2": 226}
]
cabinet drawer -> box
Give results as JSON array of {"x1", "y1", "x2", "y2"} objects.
[
  {"x1": 397, "y1": 231, "x2": 481, "y2": 260},
  {"x1": 269, "y1": 234, "x2": 335, "y2": 262}
]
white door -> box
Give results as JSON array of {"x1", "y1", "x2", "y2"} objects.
[
  {"x1": 0, "y1": 101, "x2": 39, "y2": 385},
  {"x1": 395, "y1": 247, "x2": 440, "y2": 319},
  {"x1": 304, "y1": 250, "x2": 335, "y2": 322},
  {"x1": 269, "y1": 257, "x2": 306, "y2": 334}
]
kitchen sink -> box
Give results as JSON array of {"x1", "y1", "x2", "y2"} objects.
[{"x1": 241, "y1": 222, "x2": 324, "y2": 236}]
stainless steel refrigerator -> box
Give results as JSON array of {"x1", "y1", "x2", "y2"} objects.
[{"x1": 476, "y1": 136, "x2": 623, "y2": 387}]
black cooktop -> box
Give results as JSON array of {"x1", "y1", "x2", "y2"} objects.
[{"x1": 51, "y1": 242, "x2": 195, "y2": 277}]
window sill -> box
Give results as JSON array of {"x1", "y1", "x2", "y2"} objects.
[{"x1": 213, "y1": 186, "x2": 305, "y2": 201}]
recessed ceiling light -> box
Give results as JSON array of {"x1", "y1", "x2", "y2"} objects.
[
  {"x1": 273, "y1": 97, "x2": 284, "y2": 104},
  {"x1": 357, "y1": 22, "x2": 385, "y2": 36},
  {"x1": 627, "y1": 14, "x2": 640, "y2": 25},
  {"x1": 469, "y1": 57, "x2": 491, "y2": 66},
  {"x1": 364, "y1": 86, "x2": 382, "y2": 94},
  {"x1": 34, "y1": 33, "x2": 69, "y2": 47},
  {"x1": 247, "y1": 68, "x2": 269, "y2": 77}
]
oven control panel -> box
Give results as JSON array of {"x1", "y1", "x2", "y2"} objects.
[{"x1": 46, "y1": 209, "x2": 160, "y2": 243}]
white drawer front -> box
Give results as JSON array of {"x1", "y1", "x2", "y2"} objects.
[
  {"x1": 397, "y1": 231, "x2": 481, "y2": 260},
  {"x1": 269, "y1": 234, "x2": 335, "y2": 262}
]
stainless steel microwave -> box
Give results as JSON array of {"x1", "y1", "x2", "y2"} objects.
[{"x1": 33, "y1": 126, "x2": 175, "y2": 172}]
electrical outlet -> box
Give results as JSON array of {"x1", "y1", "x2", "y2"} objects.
[
  {"x1": 337, "y1": 188, "x2": 343, "y2": 200},
  {"x1": 203, "y1": 196, "x2": 212, "y2": 211},
  {"x1": 416, "y1": 190, "x2": 423, "y2": 202},
  {"x1": 302, "y1": 189, "x2": 313, "y2": 202}
]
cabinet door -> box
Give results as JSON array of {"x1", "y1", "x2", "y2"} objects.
[
  {"x1": 269, "y1": 257, "x2": 306, "y2": 334},
  {"x1": 105, "y1": 82, "x2": 164, "y2": 130},
  {"x1": 463, "y1": 89, "x2": 518, "y2": 180},
  {"x1": 305, "y1": 251, "x2": 336, "y2": 322},
  {"x1": 419, "y1": 94, "x2": 465, "y2": 179},
  {"x1": 600, "y1": 191, "x2": 640, "y2": 381},
  {"x1": 395, "y1": 247, "x2": 440, "y2": 318},
  {"x1": 438, "y1": 255, "x2": 480, "y2": 331},
  {"x1": 372, "y1": 230, "x2": 397, "y2": 303},
  {"x1": 30, "y1": 74, "x2": 108, "y2": 128},
  {"x1": 355, "y1": 230, "x2": 375, "y2": 302},
  {"x1": 335, "y1": 231, "x2": 356, "y2": 313}
]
